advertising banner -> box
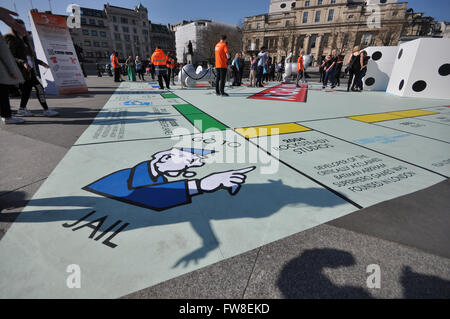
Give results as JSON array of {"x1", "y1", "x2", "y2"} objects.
[{"x1": 29, "y1": 11, "x2": 88, "y2": 95}]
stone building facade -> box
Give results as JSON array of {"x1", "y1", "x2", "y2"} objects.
[
  {"x1": 68, "y1": 3, "x2": 175, "y2": 64},
  {"x1": 242, "y1": 0, "x2": 411, "y2": 65},
  {"x1": 68, "y1": 7, "x2": 112, "y2": 63}
]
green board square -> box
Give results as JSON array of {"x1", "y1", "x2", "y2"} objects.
[
  {"x1": 173, "y1": 104, "x2": 204, "y2": 115},
  {"x1": 161, "y1": 93, "x2": 179, "y2": 99},
  {"x1": 183, "y1": 113, "x2": 228, "y2": 132}
]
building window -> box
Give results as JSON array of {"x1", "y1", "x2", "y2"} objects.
[
  {"x1": 124, "y1": 34, "x2": 131, "y2": 41},
  {"x1": 100, "y1": 31, "x2": 106, "y2": 37},
  {"x1": 286, "y1": 20, "x2": 290, "y2": 27},
  {"x1": 134, "y1": 35, "x2": 139, "y2": 42},
  {"x1": 305, "y1": 1, "x2": 310, "y2": 6},
  {"x1": 298, "y1": 35, "x2": 305, "y2": 48},
  {"x1": 291, "y1": 2, "x2": 296, "y2": 8},
  {"x1": 98, "y1": 20, "x2": 104, "y2": 26},
  {"x1": 343, "y1": 34, "x2": 349, "y2": 46},
  {"x1": 370, "y1": 34, "x2": 377, "y2": 45},
  {"x1": 310, "y1": 35, "x2": 317, "y2": 48},
  {"x1": 114, "y1": 33, "x2": 121, "y2": 40},
  {"x1": 328, "y1": 9, "x2": 334, "y2": 21},
  {"x1": 91, "y1": 30, "x2": 98, "y2": 36},
  {"x1": 143, "y1": 21, "x2": 146, "y2": 27},
  {"x1": 82, "y1": 29, "x2": 89, "y2": 35},
  {"x1": 113, "y1": 16, "x2": 117, "y2": 22},
  {"x1": 120, "y1": 17, "x2": 128, "y2": 24},
  {"x1": 256, "y1": 23, "x2": 261, "y2": 29},
  {"x1": 303, "y1": 12, "x2": 309, "y2": 23},
  {"x1": 123, "y1": 27, "x2": 129, "y2": 33},
  {"x1": 133, "y1": 28, "x2": 137, "y2": 33},
  {"x1": 315, "y1": 10, "x2": 321, "y2": 22},
  {"x1": 81, "y1": 18, "x2": 86, "y2": 24},
  {"x1": 84, "y1": 40, "x2": 91, "y2": 46},
  {"x1": 317, "y1": 0, "x2": 323, "y2": 5},
  {"x1": 132, "y1": 19, "x2": 136, "y2": 25},
  {"x1": 255, "y1": 38, "x2": 260, "y2": 48},
  {"x1": 89, "y1": 19, "x2": 95, "y2": 25},
  {"x1": 93, "y1": 41, "x2": 100, "y2": 47},
  {"x1": 280, "y1": 3, "x2": 286, "y2": 8},
  {"x1": 322, "y1": 34, "x2": 329, "y2": 47},
  {"x1": 86, "y1": 52, "x2": 93, "y2": 57},
  {"x1": 363, "y1": 33, "x2": 371, "y2": 45},
  {"x1": 393, "y1": 11, "x2": 398, "y2": 16},
  {"x1": 331, "y1": 0, "x2": 336, "y2": 3},
  {"x1": 102, "y1": 42, "x2": 108, "y2": 47},
  {"x1": 95, "y1": 52, "x2": 102, "y2": 58}
]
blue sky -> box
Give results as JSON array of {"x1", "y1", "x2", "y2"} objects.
[{"x1": 1, "y1": 0, "x2": 449, "y2": 34}]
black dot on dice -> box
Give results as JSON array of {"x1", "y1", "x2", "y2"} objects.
[
  {"x1": 365, "y1": 77, "x2": 375, "y2": 86},
  {"x1": 399, "y1": 79, "x2": 404, "y2": 90},
  {"x1": 412, "y1": 80, "x2": 427, "y2": 92},
  {"x1": 398, "y1": 49, "x2": 403, "y2": 59},
  {"x1": 372, "y1": 51, "x2": 382, "y2": 61},
  {"x1": 438, "y1": 64, "x2": 450, "y2": 76}
]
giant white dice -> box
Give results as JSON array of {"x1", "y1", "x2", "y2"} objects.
[
  {"x1": 362, "y1": 46, "x2": 398, "y2": 91},
  {"x1": 387, "y1": 38, "x2": 450, "y2": 100}
]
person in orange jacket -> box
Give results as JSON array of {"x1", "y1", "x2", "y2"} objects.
[
  {"x1": 296, "y1": 49, "x2": 305, "y2": 88},
  {"x1": 110, "y1": 51, "x2": 121, "y2": 82},
  {"x1": 151, "y1": 46, "x2": 170, "y2": 90}
]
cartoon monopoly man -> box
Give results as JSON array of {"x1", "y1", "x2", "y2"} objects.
[{"x1": 83, "y1": 148, "x2": 256, "y2": 211}]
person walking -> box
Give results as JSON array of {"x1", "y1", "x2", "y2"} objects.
[
  {"x1": 239, "y1": 52, "x2": 245, "y2": 85},
  {"x1": 166, "y1": 52, "x2": 175, "y2": 85},
  {"x1": 334, "y1": 53, "x2": 343, "y2": 87},
  {"x1": 111, "y1": 51, "x2": 121, "y2": 82},
  {"x1": 125, "y1": 56, "x2": 136, "y2": 81},
  {"x1": 0, "y1": 7, "x2": 26, "y2": 124},
  {"x1": 96, "y1": 63, "x2": 103, "y2": 77},
  {"x1": 151, "y1": 46, "x2": 170, "y2": 90},
  {"x1": 347, "y1": 46, "x2": 361, "y2": 92},
  {"x1": 231, "y1": 53, "x2": 241, "y2": 86},
  {"x1": 214, "y1": 35, "x2": 230, "y2": 96},
  {"x1": 322, "y1": 49, "x2": 338, "y2": 89},
  {"x1": 249, "y1": 53, "x2": 258, "y2": 87},
  {"x1": 354, "y1": 50, "x2": 369, "y2": 92},
  {"x1": 296, "y1": 49, "x2": 305, "y2": 87},
  {"x1": 4, "y1": 19, "x2": 58, "y2": 117},
  {"x1": 256, "y1": 46, "x2": 268, "y2": 87},
  {"x1": 135, "y1": 56, "x2": 145, "y2": 81}
]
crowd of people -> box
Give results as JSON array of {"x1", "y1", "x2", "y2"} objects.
[
  {"x1": 1, "y1": 6, "x2": 374, "y2": 125},
  {"x1": 108, "y1": 50, "x2": 178, "y2": 88}
]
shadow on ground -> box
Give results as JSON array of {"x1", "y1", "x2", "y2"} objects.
[{"x1": 277, "y1": 248, "x2": 450, "y2": 299}]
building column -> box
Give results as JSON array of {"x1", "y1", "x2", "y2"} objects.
[{"x1": 304, "y1": 34, "x2": 311, "y2": 54}]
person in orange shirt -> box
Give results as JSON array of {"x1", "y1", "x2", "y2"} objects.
[
  {"x1": 296, "y1": 49, "x2": 305, "y2": 88},
  {"x1": 215, "y1": 35, "x2": 230, "y2": 96},
  {"x1": 110, "y1": 51, "x2": 121, "y2": 83},
  {"x1": 151, "y1": 46, "x2": 170, "y2": 90}
]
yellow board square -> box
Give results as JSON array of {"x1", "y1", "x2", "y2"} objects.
[
  {"x1": 348, "y1": 113, "x2": 404, "y2": 123},
  {"x1": 388, "y1": 110, "x2": 437, "y2": 118},
  {"x1": 235, "y1": 123, "x2": 311, "y2": 139}
]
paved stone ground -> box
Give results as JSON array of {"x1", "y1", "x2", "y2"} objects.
[{"x1": 1, "y1": 76, "x2": 449, "y2": 299}]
